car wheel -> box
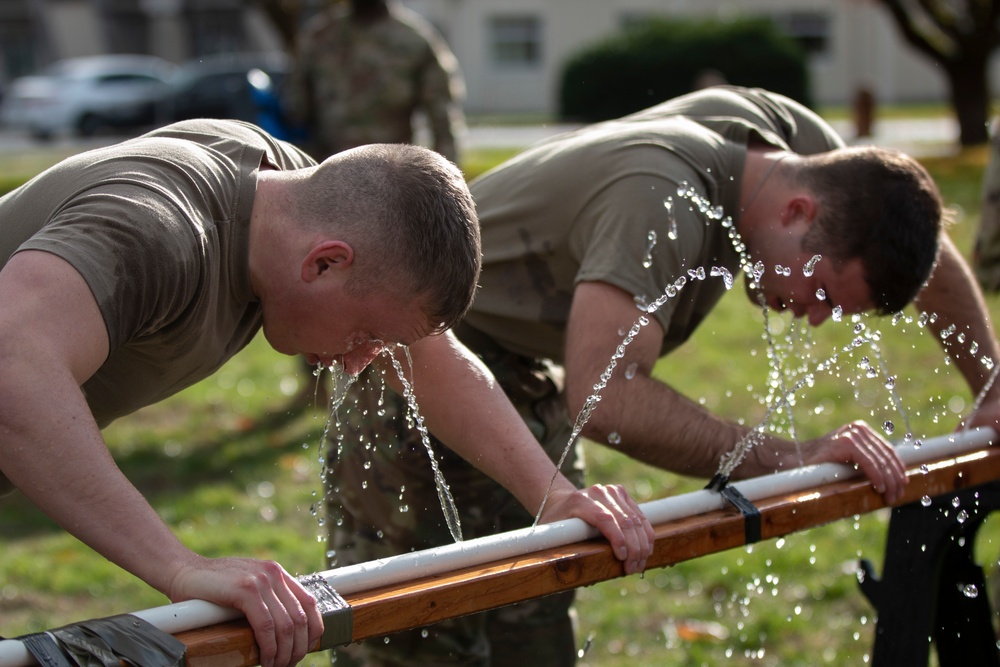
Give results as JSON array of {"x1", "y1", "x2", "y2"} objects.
[{"x1": 77, "y1": 113, "x2": 103, "y2": 137}]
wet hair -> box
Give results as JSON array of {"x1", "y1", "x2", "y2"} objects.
[
  {"x1": 291, "y1": 144, "x2": 480, "y2": 332},
  {"x1": 795, "y1": 146, "x2": 943, "y2": 314}
]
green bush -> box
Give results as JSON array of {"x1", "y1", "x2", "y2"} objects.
[{"x1": 559, "y1": 17, "x2": 812, "y2": 122}]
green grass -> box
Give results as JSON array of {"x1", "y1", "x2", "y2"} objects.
[{"x1": 1, "y1": 134, "x2": 998, "y2": 666}]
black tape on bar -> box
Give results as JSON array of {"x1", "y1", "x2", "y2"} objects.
[
  {"x1": 17, "y1": 614, "x2": 185, "y2": 667},
  {"x1": 18, "y1": 633, "x2": 74, "y2": 667},
  {"x1": 706, "y1": 473, "x2": 762, "y2": 544}
]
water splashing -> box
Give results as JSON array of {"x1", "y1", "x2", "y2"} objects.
[
  {"x1": 643, "y1": 230, "x2": 658, "y2": 269},
  {"x1": 382, "y1": 347, "x2": 464, "y2": 542},
  {"x1": 803, "y1": 254, "x2": 822, "y2": 277},
  {"x1": 664, "y1": 197, "x2": 678, "y2": 240}
]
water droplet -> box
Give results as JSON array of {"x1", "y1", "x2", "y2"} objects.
[
  {"x1": 920, "y1": 495, "x2": 932, "y2": 507},
  {"x1": 643, "y1": 229, "x2": 658, "y2": 268},
  {"x1": 803, "y1": 254, "x2": 822, "y2": 276},
  {"x1": 711, "y1": 266, "x2": 734, "y2": 290},
  {"x1": 832, "y1": 306, "x2": 843, "y2": 322},
  {"x1": 663, "y1": 198, "x2": 678, "y2": 240},
  {"x1": 608, "y1": 432, "x2": 622, "y2": 445},
  {"x1": 624, "y1": 362, "x2": 638, "y2": 380},
  {"x1": 962, "y1": 584, "x2": 979, "y2": 598},
  {"x1": 883, "y1": 420, "x2": 894, "y2": 434},
  {"x1": 815, "y1": 288, "x2": 826, "y2": 301}
]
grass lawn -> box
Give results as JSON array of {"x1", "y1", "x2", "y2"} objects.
[{"x1": 1, "y1": 128, "x2": 999, "y2": 666}]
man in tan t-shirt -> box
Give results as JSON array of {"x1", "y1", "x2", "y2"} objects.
[
  {"x1": 0, "y1": 118, "x2": 653, "y2": 667},
  {"x1": 328, "y1": 86, "x2": 1000, "y2": 666}
]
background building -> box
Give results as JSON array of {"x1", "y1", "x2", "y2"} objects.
[
  {"x1": 0, "y1": 0, "x2": 995, "y2": 116},
  {"x1": 409, "y1": 0, "x2": 979, "y2": 114}
]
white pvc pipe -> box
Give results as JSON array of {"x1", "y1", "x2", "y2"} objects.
[{"x1": 0, "y1": 427, "x2": 994, "y2": 667}]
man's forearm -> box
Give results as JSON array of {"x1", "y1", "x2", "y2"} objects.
[
  {"x1": 576, "y1": 372, "x2": 760, "y2": 478},
  {"x1": 917, "y1": 235, "x2": 1000, "y2": 397}
]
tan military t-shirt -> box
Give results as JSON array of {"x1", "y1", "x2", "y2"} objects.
[
  {"x1": 0, "y1": 119, "x2": 314, "y2": 427},
  {"x1": 465, "y1": 86, "x2": 845, "y2": 362}
]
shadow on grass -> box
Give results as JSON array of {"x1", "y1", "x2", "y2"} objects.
[{"x1": 0, "y1": 405, "x2": 332, "y2": 539}]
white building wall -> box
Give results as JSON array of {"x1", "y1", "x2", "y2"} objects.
[{"x1": 407, "y1": 0, "x2": 985, "y2": 115}]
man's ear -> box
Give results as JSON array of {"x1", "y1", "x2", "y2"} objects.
[
  {"x1": 301, "y1": 240, "x2": 354, "y2": 282},
  {"x1": 781, "y1": 194, "x2": 818, "y2": 229}
]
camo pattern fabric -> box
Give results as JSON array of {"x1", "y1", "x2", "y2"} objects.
[
  {"x1": 325, "y1": 328, "x2": 583, "y2": 666},
  {"x1": 975, "y1": 117, "x2": 1000, "y2": 291},
  {"x1": 284, "y1": 4, "x2": 463, "y2": 162}
]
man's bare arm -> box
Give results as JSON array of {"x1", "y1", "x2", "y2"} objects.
[
  {"x1": 382, "y1": 331, "x2": 653, "y2": 573},
  {"x1": 0, "y1": 251, "x2": 321, "y2": 667},
  {"x1": 564, "y1": 281, "x2": 906, "y2": 501},
  {"x1": 915, "y1": 232, "x2": 1000, "y2": 429}
]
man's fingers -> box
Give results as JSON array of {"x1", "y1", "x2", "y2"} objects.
[
  {"x1": 588, "y1": 484, "x2": 652, "y2": 574},
  {"x1": 830, "y1": 421, "x2": 908, "y2": 504}
]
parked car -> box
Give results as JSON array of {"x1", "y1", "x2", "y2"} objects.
[
  {"x1": 161, "y1": 52, "x2": 291, "y2": 126},
  {"x1": 0, "y1": 54, "x2": 177, "y2": 140}
]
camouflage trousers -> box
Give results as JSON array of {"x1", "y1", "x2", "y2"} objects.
[{"x1": 325, "y1": 327, "x2": 583, "y2": 667}]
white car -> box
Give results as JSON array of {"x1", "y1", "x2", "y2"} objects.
[{"x1": 0, "y1": 54, "x2": 178, "y2": 140}]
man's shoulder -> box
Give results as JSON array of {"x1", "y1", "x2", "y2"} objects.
[{"x1": 145, "y1": 119, "x2": 313, "y2": 167}]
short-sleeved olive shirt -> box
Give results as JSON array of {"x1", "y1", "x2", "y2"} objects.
[
  {"x1": 465, "y1": 86, "x2": 845, "y2": 362},
  {"x1": 0, "y1": 119, "x2": 314, "y2": 426}
]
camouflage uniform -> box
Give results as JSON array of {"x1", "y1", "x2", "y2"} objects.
[
  {"x1": 283, "y1": 2, "x2": 463, "y2": 162},
  {"x1": 327, "y1": 325, "x2": 583, "y2": 666},
  {"x1": 975, "y1": 116, "x2": 1000, "y2": 291}
]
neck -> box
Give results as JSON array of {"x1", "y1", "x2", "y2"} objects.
[
  {"x1": 740, "y1": 151, "x2": 787, "y2": 215},
  {"x1": 248, "y1": 172, "x2": 282, "y2": 300}
]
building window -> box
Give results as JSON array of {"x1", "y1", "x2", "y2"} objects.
[
  {"x1": 770, "y1": 11, "x2": 830, "y2": 56},
  {"x1": 489, "y1": 15, "x2": 542, "y2": 68}
]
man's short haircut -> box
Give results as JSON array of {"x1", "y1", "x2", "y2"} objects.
[
  {"x1": 797, "y1": 146, "x2": 943, "y2": 314},
  {"x1": 294, "y1": 144, "x2": 480, "y2": 333}
]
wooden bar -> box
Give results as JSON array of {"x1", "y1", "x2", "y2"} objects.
[{"x1": 176, "y1": 446, "x2": 1000, "y2": 666}]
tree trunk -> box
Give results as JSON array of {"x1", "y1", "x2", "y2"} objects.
[{"x1": 945, "y1": 56, "x2": 991, "y2": 146}]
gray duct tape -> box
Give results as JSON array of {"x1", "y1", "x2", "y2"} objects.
[
  {"x1": 298, "y1": 573, "x2": 354, "y2": 649},
  {"x1": 17, "y1": 615, "x2": 185, "y2": 667}
]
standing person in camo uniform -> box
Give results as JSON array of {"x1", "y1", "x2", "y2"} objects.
[{"x1": 283, "y1": 0, "x2": 464, "y2": 164}]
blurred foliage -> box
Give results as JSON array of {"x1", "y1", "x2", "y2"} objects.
[{"x1": 559, "y1": 17, "x2": 811, "y2": 123}]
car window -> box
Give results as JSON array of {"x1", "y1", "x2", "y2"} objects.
[{"x1": 95, "y1": 73, "x2": 164, "y2": 85}]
